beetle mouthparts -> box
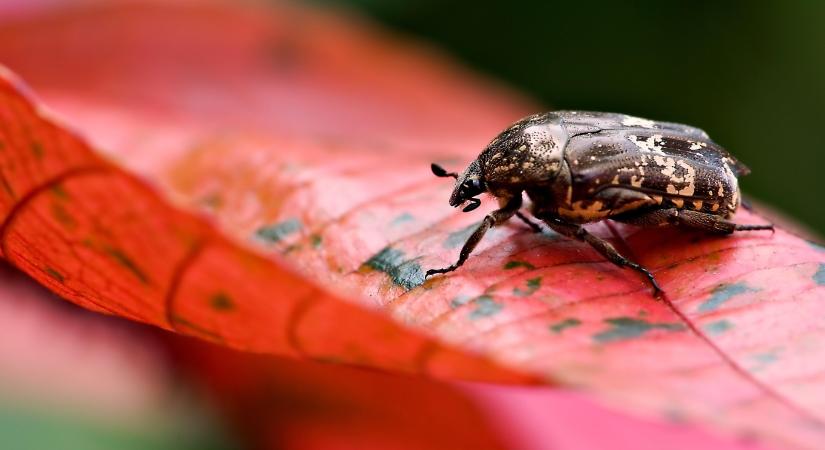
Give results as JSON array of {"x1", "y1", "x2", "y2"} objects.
[{"x1": 462, "y1": 197, "x2": 481, "y2": 212}]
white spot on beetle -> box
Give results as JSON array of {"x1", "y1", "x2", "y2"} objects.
[
  {"x1": 689, "y1": 141, "x2": 707, "y2": 150},
  {"x1": 622, "y1": 116, "x2": 656, "y2": 128},
  {"x1": 628, "y1": 134, "x2": 665, "y2": 154}
]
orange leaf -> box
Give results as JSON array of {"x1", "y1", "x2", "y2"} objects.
[{"x1": 1, "y1": 2, "x2": 825, "y2": 449}]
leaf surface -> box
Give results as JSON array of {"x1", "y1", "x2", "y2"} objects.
[{"x1": 1, "y1": 2, "x2": 825, "y2": 448}]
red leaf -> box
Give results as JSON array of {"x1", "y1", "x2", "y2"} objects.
[{"x1": 1, "y1": 2, "x2": 825, "y2": 449}]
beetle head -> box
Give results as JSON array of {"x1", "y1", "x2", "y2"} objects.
[{"x1": 430, "y1": 160, "x2": 486, "y2": 212}]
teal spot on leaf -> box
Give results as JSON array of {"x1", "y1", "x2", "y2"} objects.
[
  {"x1": 513, "y1": 277, "x2": 541, "y2": 297},
  {"x1": 450, "y1": 295, "x2": 473, "y2": 309},
  {"x1": 704, "y1": 319, "x2": 733, "y2": 335},
  {"x1": 444, "y1": 222, "x2": 480, "y2": 249},
  {"x1": 594, "y1": 317, "x2": 685, "y2": 343},
  {"x1": 813, "y1": 263, "x2": 825, "y2": 286},
  {"x1": 504, "y1": 260, "x2": 536, "y2": 270},
  {"x1": 697, "y1": 283, "x2": 758, "y2": 313},
  {"x1": 550, "y1": 318, "x2": 581, "y2": 334},
  {"x1": 808, "y1": 240, "x2": 825, "y2": 253},
  {"x1": 469, "y1": 295, "x2": 502, "y2": 320},
  {"x1": 365, "y1": 247, "x2": 424, "y2": 290},
  {"x1": 255, "y1": 218, "x2": 302, "y2": 244},
  {"x1": 390, "y1": 212, "x2": 415, "y2": 226}
]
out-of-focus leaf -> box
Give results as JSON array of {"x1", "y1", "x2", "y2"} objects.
[
  {"x1": 1, "y1": 2, "x2": 824, "y2": 449},
  {"x1": 0, "y1": 263, "x2": 236, "y2": 450}
]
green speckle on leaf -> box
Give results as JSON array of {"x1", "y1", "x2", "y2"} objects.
[
  {"x1": 31, "y1": 141, "x2": 45, "y2": 159},
  {"x1": 813, "y1": 263, "x2": 825, "y2": 286},
  {"x1": 51, "y1": 204, "x2": 76, "y2": 228},
  {"x1": 594, "y1": 317, "x2": 685, "y2": 343},
  {"x1": 255, "y1": 218, "x2": 302, "y2": 244},
  {"x1": 102, "y1": 246, "x2": 149, "y2": 285},
  {"x1": 504, "y1": 260, "x2": 535, "y2": 270},
  {"x1": 209, "y1": 292, "x2": 234, "y2": 311},
  {"x1": 44, "y1": 267, "x2": 64, "y2": 283},
  {"x1": 550, "y1": 318, "x2": 581, "y2": 334},
  {"x1": 444, "y1": 222, "x2": 479, "y2": 249},
  {"x1": 697, "y1": 283, "x2": 758, "y2": 312},
  {"x1": 364, "y1": 247, "x2": 424, "y2": 290},
  {"x1": 310, "y1": 234, "x2": 323, "y2": 248},
  {"x1": 704, "y1": 319, "x2": 733, "y2": 335},
  {"x1": 390, "y1": 212, "x2": 415, "y2": 226},
  {"x1": 513, "y1": 277, "x2": 541, "y2": 297},
  {"x1": 49, "y1": 184, "x2": 69, "y2": 200},
  {"x1": 469, "y1": 295, "x2": 502, "y2": 320}
]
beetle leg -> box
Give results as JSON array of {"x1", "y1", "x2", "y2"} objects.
[
  {"x1": 515, "y1": 211, "x2": 544, "y2": 233},
  {"x1": 536, "y1": 215, "x2": 663, "y2": 296},
  {"x1": 618, "y1": 208, "x2": 774, "y2": 234},
  {"x1": 426, "y1": 197, "x2": 522, "y2": 278}
]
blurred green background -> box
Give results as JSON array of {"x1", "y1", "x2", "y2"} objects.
[{"x1": 322, "y1": 0, "x2": 825, "y2": 235}]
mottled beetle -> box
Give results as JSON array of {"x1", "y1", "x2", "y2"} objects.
[{"x1": 427, "y1": 111, "x2": 773, "y2": 295}]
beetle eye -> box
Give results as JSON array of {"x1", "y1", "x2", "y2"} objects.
[{"x1": 464, "y1": 178, "x2": 483, "y2": 194}]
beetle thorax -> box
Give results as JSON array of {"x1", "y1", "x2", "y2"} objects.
[{"x1": 479, "y1": 115, "x2": 568, "y2": 189}]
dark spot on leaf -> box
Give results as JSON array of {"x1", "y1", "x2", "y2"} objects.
[
  {"x1": 31, "y1": 141, "x2": 44, "y2": 159},
  {"x1": 102, "y1": 245, "x2": 150, "y2": 285},
  {"x1": 0, "y1": 173, "x2": 14, "y2": 198},
  {"x1": 513, "y1": 277, "x2": 541, "y2": 297},
  {"x1": 170, "y1": 314, "x2": 223, "y2": 342},
  {"x1": 390, "y1": 212, "x2": 415, "y2": 226},
  {"x1": 704, "y1": 319, "x2": 732, "y2": 335},
  {"x1": 504, "y1": 260, "x2": 535, "y2": 270},
  {"x1": 697, "y1": 283, "x2": 759, "y2": 313},
  {"x1": 594, "y1": 317, "x2": 685, "y2": 343},
  {"x1": 51, "y1": 204, "x2": 76, "y2": 228},
  {"x1": 49, "y1": 185, "x2": 69, "y2": 200},
  {"x1": 444, "y1": 222, "x2": 480, "y2": 249},
  {"x1": 469, "y1": 295, "x2": 502, "y2": 320},
  {"x1": 210, "y1": 292, "x2": 234, "y2": 311},
  {"x1": 255, "y1": 218, "x2": 302, "y2": 244},
  {"x1": 199, "y1": 193, "x2": 223, "y2": 209},
  {"x1": 364, "y1": 247, "x2": 424, "y2": 290},
  {"x1": 44, "y1": 267, "x2": 64, "y2": 283},
  {"x1": 310, "y1": 234, "x2": 323, "y2": 248},
  {"x1": 550, "y1": 318, "x2": 581, "y2": 334},
  {"x1": 813, "y1": 263, "x2": 825, "y2": 286}
]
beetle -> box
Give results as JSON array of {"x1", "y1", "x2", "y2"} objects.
[{"x1": 427, "y1": 111, "x2": 773, "y2": 296}]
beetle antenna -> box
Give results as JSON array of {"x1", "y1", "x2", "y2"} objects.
[
  {"x1": 462, "y1": 197, "x2": 481, "y2": 212},
  {"x1": 431, "y1": 163, "x2": 458, "y2": 179}
]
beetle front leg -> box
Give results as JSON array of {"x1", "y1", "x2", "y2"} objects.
[
  {"x1": 426, "y1": 197, "x2": 521, "y2": 278},
  {"x1": 537, "y1": 215, "x2": 663, "y2": 296}
]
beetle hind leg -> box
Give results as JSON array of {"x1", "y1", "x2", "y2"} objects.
[
  {"x1": 515, "y1": 211, "x2": 544, "y2": 233},
  {"x1": 616, "y1": 208, "x2": 774, "y2": 234},
  {"x1": 535, "y1": 214, "x2": 663, "y2": 296}
]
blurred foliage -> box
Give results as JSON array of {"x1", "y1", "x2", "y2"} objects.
[
  {"x1": 318, "y1": 0, "x2": 825, "y2": 235},
  {"x1": 0, "y1": 399, "x2": 236, "y2": 450}
]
